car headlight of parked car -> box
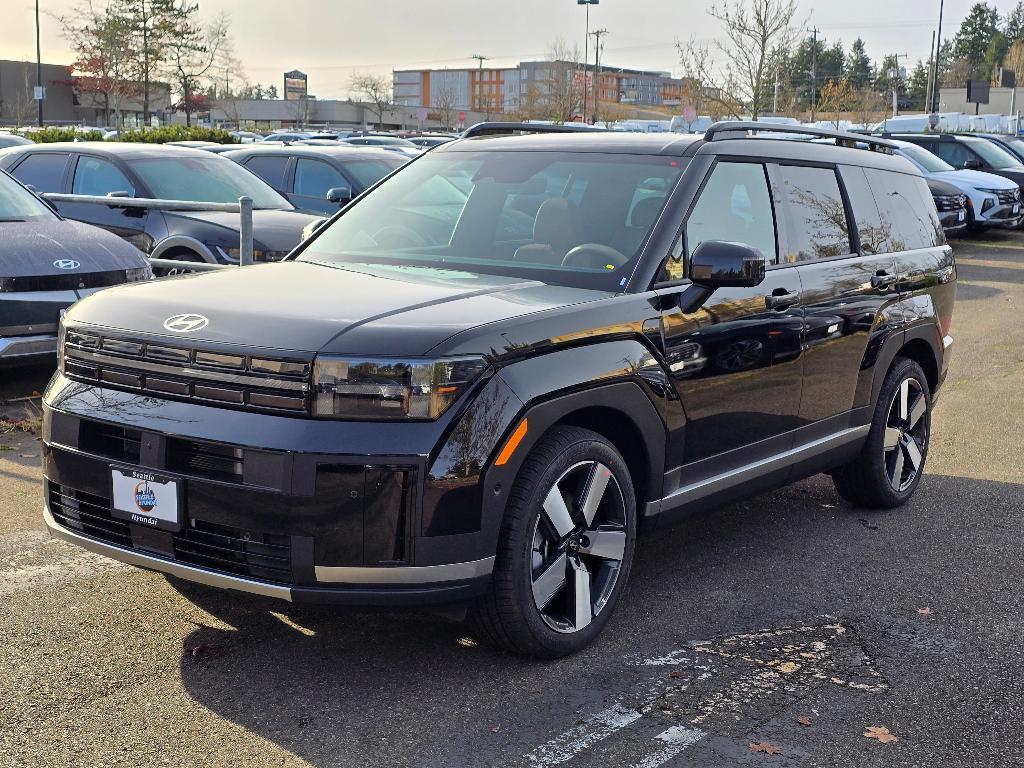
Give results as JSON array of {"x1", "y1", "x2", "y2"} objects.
[
  {"x1": 125, "y1": 266, "x2": 153, "y2": 282},
  {"x1": 312, "y1": 356, "x2": 488, "y2": 420},
  {"x1": 216, "y1": 246, "x2": 292, "y2": 263}
]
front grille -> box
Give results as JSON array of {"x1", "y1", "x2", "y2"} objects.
[
  {"x1": 0, "y1": 270, "x2": 132, "y2": 293},
  {"x1": 934, "y1": 194, "x2": 967, "y2": 212},
  {"x1": 79, "y1": 421, "x2": 142, "y2": 463},
  {"x1": 48, "y1": 481, "x2": 293, "y2": 583},
  {"x1": 63, "y1": 329, "x2": 311, "y2": 416},
  {"x1": 167, "y1": 439, "x2": 244, "y2": 483}
]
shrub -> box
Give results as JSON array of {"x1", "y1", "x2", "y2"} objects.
[
  {"x1": 16, "y1": 127, "x2": 105, "y2": 143},
  {"x1": 114, "y1": 126, "x2": 240, "y2": 144}
]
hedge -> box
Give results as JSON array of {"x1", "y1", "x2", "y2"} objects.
[
  {"x1": 115, "y1": 126, "x2": 240, "y2": 144},
  {"x1": 16, "y1": 127, "x2": 105, "y2": 143}
]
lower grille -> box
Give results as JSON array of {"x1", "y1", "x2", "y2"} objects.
[
  {"x1": 933, "y1": 194, "x2": 966, "y2": 212},
  {"x1": 47, "y1": 481, "x2": 293, "y2": 583},
  {"x1": 996, "y1": 188, "x2": 1020, "y2": 205}
]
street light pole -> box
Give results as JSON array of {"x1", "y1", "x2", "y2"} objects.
[
  {"x1": 578, "y1": 0, "x2": 598, "y2": 123},
  {"x1": 932, "y1": 0, "x2": 945, "y2": 113},
  {"x1": 35, "y1": 0, "x2": 43, "y2": 127}
]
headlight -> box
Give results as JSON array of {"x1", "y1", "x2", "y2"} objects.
[
  {"x1": 312, "y1": 356, "x2": 488, "y2": 420},
  {"x1": 976, "y1": 187, "x2": 1007, "y2": 195},
  {"x1": 217, "y1": 246, "x2": 289, "y2": 262},
  {"x1": 125, "y1": 266, "x2": 153, "y2": 282}
]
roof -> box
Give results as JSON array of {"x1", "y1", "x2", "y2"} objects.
[
  {"x1": 887, "y1": 132, "x2": 988, "y2": 143},
  {"x1": 3, "y1": 141, "x2": 226, "y2": 157},
  {"x1": 222, "y1": 145, "x2": 404, "y2": 162},
  {"x1": 438, "y1": 131, "x2": 703, "y2": 156}
]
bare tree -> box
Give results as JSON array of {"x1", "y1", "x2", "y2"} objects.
[
  {"x1": 165, "y1": 8, "x2": 230, "y2": 126},
  {"x1": 539, "y1": 38, "x2": 585, "y2": 122},
  {"x1": 678, "y1": 0, "x2": 801, "y2": 120},
  {"x1": 433, "y1": 81, "x2": 459, "y2": 130},
  {"x1": 350, "y1": 72, "x2": 394, "y2": 129},
  {"x1": 514, "y1": 82, "x2": 544, "y2": 121}
]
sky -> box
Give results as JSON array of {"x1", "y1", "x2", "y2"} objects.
[{"x1": 0, "y1": 0, "x2": 1009, "y2": 99}]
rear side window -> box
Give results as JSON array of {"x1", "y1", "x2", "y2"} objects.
[
  {"x1": 864, "y1": 169, "x2": 943, "y2": 251},
  {"x1": 839, "y1": 166, "x2": 888, "y2": 255},
  {"x1": 72, "y1": 156, "x2": 135, "y2": 196},
  {"x1": 10, "y1": 153, "x2": 68, "y2": 192},
  {"x1": 777, "y1": 165, "x2": 851, "y2": 261},
  {"x1": 243, "y1": 156, "x2": 289, "y2": 189},
  {"x1": 685, "y1": 161, "x2": 776, "y2": 265}
]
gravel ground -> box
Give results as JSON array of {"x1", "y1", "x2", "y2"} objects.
[{"x1": 0, "y1": 231, "x2": 1021, "y2": 767}]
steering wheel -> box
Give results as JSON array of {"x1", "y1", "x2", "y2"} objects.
[
  {"x1": 373, "y1": 225, "x2": 428, "y2": 249},
  {"x1": 562, "y1": 244, "x2": 629, "y2": 270}
]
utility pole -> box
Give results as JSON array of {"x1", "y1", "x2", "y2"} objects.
[
  {"x1": 471, "y1": 54, "x2": 488, "y2": 113},
  {"x1": 35, "y1": 0, "x2": 43, "y2": 127},
  {"x1": 932, "y1": 0, "x2": 945, "y2": 113},
  {"x1": 578, "y1": 0, "x2": 599, "y2": 123},
  {"x1": 810, "y1": 27, "x2": 819, "y2": 122},
  {"x1": 590, "y1": 28, "x2": 608, "y2": 124},
  {"x1": 925, "y1": 30, "x2": 935, "y2": 115},
  {"x1": 890, "y1": 53, "x2": 908, "y2": 118}
]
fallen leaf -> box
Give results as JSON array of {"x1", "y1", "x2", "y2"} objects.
[
  {"x1": 190, "y1": 643, "x2": 223, "y2": 659},
  {"x1": 863, "y1": 725, "x2": 898, "y2": 744},
  {"x1": 859, "y1": 519, "x2": 879, "y2": 530},
  {"x1": 669, "y1": 670, "x2": 685, "y2": 679},
  {"x1": 917, "y1": 607, "x2": 934, "y2": 615},
  {"x1": 749, "y1": 742, "x2": 782, "y2": 755},
  {"x1": 776, "y1": 661, "x2": 799, "y2": 673},
  {"x1": 797, "y1": 716, "x2": 812, "y2": 726},
  {"x1": 490, "y1": 725, "x2": 500, "y2": 733}
]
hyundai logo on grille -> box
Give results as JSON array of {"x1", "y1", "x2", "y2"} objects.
[
  {"x1": 53, "y1": 259, "x2": 81, "y2": 270},
  {"x1": 163, "y1": 313, "x2": 209, "y2": 333}
]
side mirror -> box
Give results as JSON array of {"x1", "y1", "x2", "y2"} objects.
[
  {"x1": 326, "y1": 185, "x2": 353, "y2": 204},
  {"x1": 689, "y1": 240, "x2": 766, "y2": 289},
  {"x1": 963, "y1": 158, "x2": 982, "y2": 170}
]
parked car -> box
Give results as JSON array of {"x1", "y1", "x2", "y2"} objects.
[
  {"x1": 0, "y1": 169, "x2": 150, "y2": 365},
  {"x1": 223, "y1": 144, "x2": 407, "y2": 215},
  {"x1": 0, "y1": 133, "x2": 33, "y2": 149},
  {"x1": 969, "y1": 132, "x2": 1024, "y2": 164},
  {"x1": 0, "y1": 142, "x2": 323, "y2": 268},
  {"x1": 263, "y1": 132, "x2": 313, "y2": 144},
  {"x1": 341, "y1": 135, "x2": 421, "y2": 157},
  {"x1": 229, "y1": 130, "x2": 263, "y2": 144},
  {"x1": 892, "y1": 133, "x2": 1024, "y2": 190},
  {"x1": 927, "y1": 178, "x2": 968, "y2": 237},
  {"x1": 892, "y1": 139, "x2": 1021, "y2": 230},
  {"x1": 41, "y1": 123, "x2": 954, "y2": 658},
  {"x1": 406, "y1": 135, "x2": 455, "y2": 149}
]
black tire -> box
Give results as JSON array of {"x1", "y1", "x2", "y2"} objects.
[
  {"x1": 468, "y1": 426, "x2": 637, "y2": 658},
  {"x1": 832, "y1": 356, "x2": 931, "y2": 508},
  {"x1": 155, "y1": 249, "x2": 204, "y2": 277}
]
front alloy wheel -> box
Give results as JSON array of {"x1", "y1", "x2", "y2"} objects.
[{"x1": 469, "y1": 426, "x2": 636, "y2": 658}]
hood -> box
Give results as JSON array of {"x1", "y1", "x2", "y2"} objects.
[
  {"x1": 0, "y1": 218, "x2": 147, "y2": 278},
  {"x1": 163, "y1": 209, "x2": 325, "y2": 251},
  {"x1": 927, "y1": 168, "x2": 1018, "y2": 190},
  {"x1": 66, "y1": 261, "x2": 609, "y2": 356}
]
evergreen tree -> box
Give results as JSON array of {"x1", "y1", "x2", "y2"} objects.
[
  {"x1": 845, "y1": 38, "x2": 873, "y2": 88},
  {"x1": 1005, "y1": 1, "x2": 1024, "y2": 44},
  {"x1": 952, "y1": 3, "x2": 1001, "y2": 77},
  {"x1": 907, "y1": 60, "x2": 930, "y2": 109},
  {"x1": 982, "y1": 31, "x2": 1009, "y2": 81}
]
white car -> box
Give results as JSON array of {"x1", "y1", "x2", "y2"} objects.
[{"x1": 893, "y1": 140, "x2": 1021, "y2": 230}]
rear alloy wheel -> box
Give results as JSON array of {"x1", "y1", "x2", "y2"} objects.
[
  {"x1": 832, "y1": 356, "x2": 931, "y2": 508},
  {"x1": 469, "y1": 426, "x2": 636, "y2": 658}
]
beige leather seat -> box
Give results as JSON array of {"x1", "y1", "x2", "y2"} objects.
[{"x1": 513, "y1": 198, "x2": 581, "y2": 264}]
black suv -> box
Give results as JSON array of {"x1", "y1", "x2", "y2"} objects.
[
  {"x1": 42, "y1": 123, "x2": 955, "y2": 657},
  {"x1": 892, "y1": 132, "x2": 1024, "y2": 189}
]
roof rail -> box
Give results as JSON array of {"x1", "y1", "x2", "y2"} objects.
[
  {"x1": 461, "y1": 121, "x2": 607, "y2": 139},
  {"x1": 703, "y1": 121, "x2": 898, "y2": 153}
]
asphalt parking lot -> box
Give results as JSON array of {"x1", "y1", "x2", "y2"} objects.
[{"x1": 1, "y1": 231, "x2": 1022, "y2": 768}]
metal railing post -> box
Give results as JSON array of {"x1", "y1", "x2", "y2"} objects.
[{"x1": 238, "y1": 196, "x2": 254, "y2": 266}]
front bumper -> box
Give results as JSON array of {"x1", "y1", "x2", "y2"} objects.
[
  {"x1": 0, "y1": 332, "x2": 59, "y2": 364},
  {"x1": 978, "y1": 201, "x2": 1022, "y2": 227}
]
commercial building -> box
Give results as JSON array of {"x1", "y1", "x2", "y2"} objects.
[{"x1": 393, "y1": 60, "x2": 694, "y2": 116}]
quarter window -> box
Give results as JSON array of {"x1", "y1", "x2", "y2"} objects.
[
  {"x1": 777, "y1": 165, "x2": 851, "y2": 261},
  {"x1": 10, "y1": 153, "x2": 69, "y2": 192},
  {"x1": 839, "y1": 166, "x2": 888, "y2": 255},
  {"x1": 864, "y1": 169, "x2": 942, "y2": 251},
  {"x1": 685, "y1": 161, "x2": 777, "y2": 266},
  {"x1": 72, "y1": 156, "x2": 136, "y2": 197}
]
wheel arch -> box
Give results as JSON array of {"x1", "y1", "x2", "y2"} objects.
[
  {"x1": 867, "y1": 322, "x2": 943, "y2": 410},
  {"x1": 150, "y1": 236, "x2": 218, "y2": 263}
]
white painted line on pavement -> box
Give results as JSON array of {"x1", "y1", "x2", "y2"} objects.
[
  {"x1": 628, "y1": 726, "x2": 706, "y2": 768},
  {"x1": 523, "y1": 702, "x2": 643, "y2": 766}
]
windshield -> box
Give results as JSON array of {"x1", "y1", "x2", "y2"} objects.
[
  {"x1": 127, "y1": 154, "x2": 291, "y2": 210},
  {"x1": 298, "y1": 150, "x2": 686, "y2": 291},
  {"x1": 899, "y1": 144, "x2": 953, "y2": 173},
  {"x1": 0, "y1": 170, "x2": 56, "y2": 221},
  {"x1": 970, "y1": 139, "x2": 1024, "y2": 169},
  {"x1": 344, "y1": 158, "x2": 406, "y2": 188}
]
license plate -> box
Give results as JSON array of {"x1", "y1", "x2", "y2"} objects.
[
  {"x1": 111, "y1": 467, "x2": 180, "y2": 531},
  {"x1": 958, "y1": 210, "x2": 966, "y2": 221}
]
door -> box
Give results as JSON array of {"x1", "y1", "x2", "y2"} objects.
[
  {"x1": 63, "y1": 155, "x2": 150, "y2": 250},
  {"x1": 789, "y1": 164, "x2": 900, "y2": 428},
  {"x1": 291, "y1": 157, "x2": 348, "y2": 215},
  {"x1": 241, "y1": 155, "x2": 291, "y2": 195},
  {"x1": 8, "y1": 152, "x2": 70, "y2": 195},
  {"x1": 658, "y1": 160, "x2": 805, "y2": 471}
]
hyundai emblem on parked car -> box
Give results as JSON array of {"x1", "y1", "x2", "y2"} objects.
[
  {"x1": 163, "y1": 313, "x2": 209, "y2": 333},
  {"x1": 53, "y1": 259, "x2": 80, "y2": 270}
]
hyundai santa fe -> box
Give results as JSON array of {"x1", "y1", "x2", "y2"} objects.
[{"x1": 42, "y1": 122, "x2": 955, "y2": 657}]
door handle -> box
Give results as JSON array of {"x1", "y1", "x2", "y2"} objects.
[
  {"x1": 871, "y1": 270, "x2": 898, "y2": 290},
  {"x1": 765, "y1": 289, "x2": 800, "y2": 310}
]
